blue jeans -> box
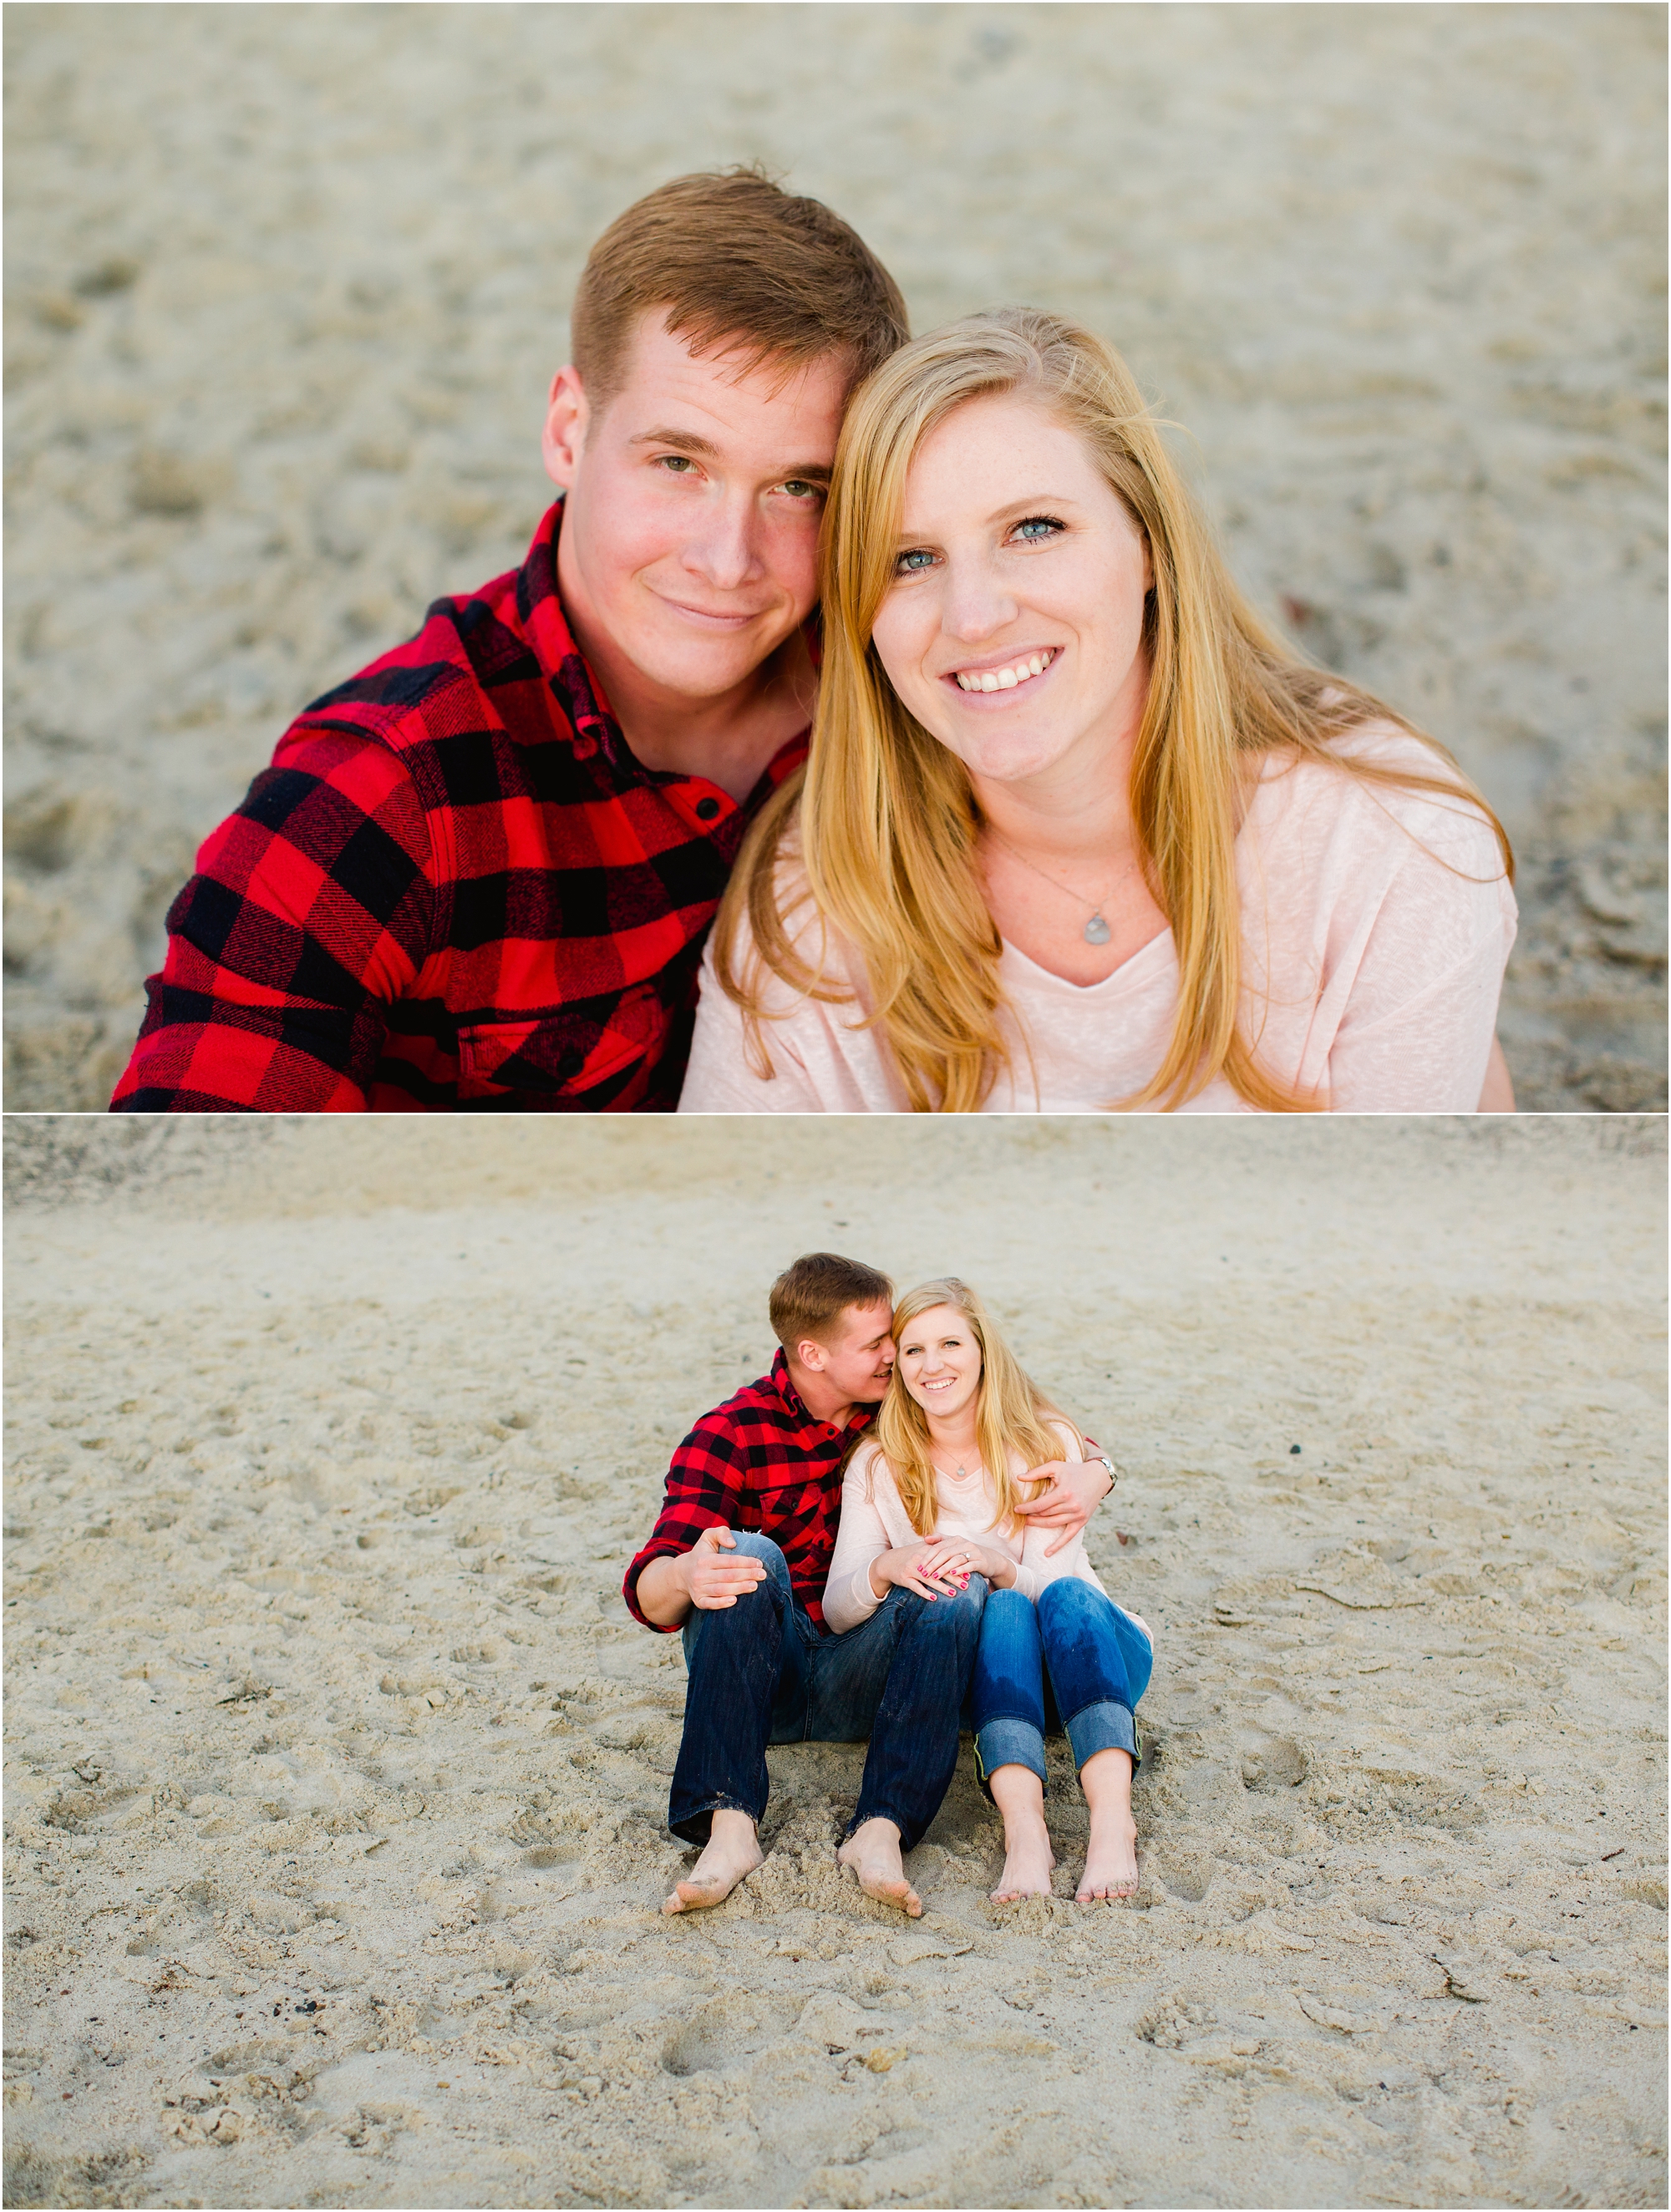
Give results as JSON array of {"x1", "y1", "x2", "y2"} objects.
[
  {"x1": 971, "y1": 1579, "x2": 1153, "y2": 1791},
  {"x1": 669, "y1": 1532, "x2": 987, "y2": 1851}
]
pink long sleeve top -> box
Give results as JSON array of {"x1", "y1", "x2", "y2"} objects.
[{"x1": 679, "y1": 727, "x2": 1516, "y2": 1114}]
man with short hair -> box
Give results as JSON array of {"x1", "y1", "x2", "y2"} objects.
[
  {"x1": 112, "y1": 170, "x2": 908, "y2": 1109},
  {"x1": 625, "y1": 1253, "x2": 1114, "y2": 1915}
]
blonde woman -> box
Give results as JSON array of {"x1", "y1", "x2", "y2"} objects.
[
  {"x1": 680, "y1": 309, "x2": 1517, "y2": 1113},
  {"x1": 824, "y1": 1280, "x2": 1153, "y2": 1905}
]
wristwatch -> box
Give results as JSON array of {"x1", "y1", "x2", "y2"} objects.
[{"x1": 1092, "y1": 1454, "x2": 1118, "y2": 1494}]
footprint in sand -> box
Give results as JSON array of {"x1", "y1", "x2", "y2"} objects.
[
  {"x1": 1239, "y1": 1736, "x2": 1309, "y2": 1791},
  {"x1": 1161, "y1": 1854, "x2": 1214, "y2": 1902}
]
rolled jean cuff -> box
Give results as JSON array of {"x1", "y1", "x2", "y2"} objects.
[
  {"x1": 974, "y1": 1716, "x2": 1046, "y2": 1789},
  {"x1": 668, "y1": 1792, "x2": 759, "y2": 1846},
  {"x1": 1064, "y1": 1698, "x2": 1137, "y2": 1772}
]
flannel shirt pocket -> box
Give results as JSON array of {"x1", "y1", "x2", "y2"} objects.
[{"x1": 455, "y1": 982, "x2": 668, "y2": 1099}]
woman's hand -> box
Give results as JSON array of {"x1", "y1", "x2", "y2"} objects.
[
  {"x1": 1013, "y1": 1456, "x2": 1115, "y2": 1556},
  {"x1": 868, "y1": 1539, "x2": 1013, "y2": 1601}
]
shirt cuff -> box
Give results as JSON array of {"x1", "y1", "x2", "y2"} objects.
[
  {"x1": 824, "y1": 1566, "x2": 883, "y2": 1635},
  {"x1": 622, "y1": 1545, "x2": 687, "y2": 1631}
]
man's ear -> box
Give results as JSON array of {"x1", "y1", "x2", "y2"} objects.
[
  {"x1": 795, "y1": 1336, "x2": 829, "y2": 1375},
  {"x1": 542, "y1": 365, "x2": 589, "y2": 491}
]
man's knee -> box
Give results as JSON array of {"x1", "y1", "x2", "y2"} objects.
[
  {"x1": 718, "y1": 1530, "x2": 793, "y2": 1605},
  {"x1": 729, "y1": 1530, "x2": 789, "y2": 1575},
  {"x1": 680, "y1": 1534, "x2": 791, "y2": 1671}
]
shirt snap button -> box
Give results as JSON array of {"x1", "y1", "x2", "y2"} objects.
[{"x1": 694, "y1": 797, "x2": 721, "y2": 821}]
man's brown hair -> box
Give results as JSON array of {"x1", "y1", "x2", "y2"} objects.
[
  {"x1": 769, "y1": 1251, "x2": 894, "y2": 1356},
  {"x1": 570, "y1": 166, "x2": 909, "y2": 413}
]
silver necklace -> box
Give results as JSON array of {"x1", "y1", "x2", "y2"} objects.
[
  {"x1": 987, "y1": 825, "x2": 1132, "y2": 946},
  {"x1": 932, "y1": 1456, "x2": 984, "y2": 1482}
]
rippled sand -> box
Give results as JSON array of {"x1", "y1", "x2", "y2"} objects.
[
  {"x1": 3, "y1": 4, "x2": 1665, "y2": 1110},
  {"x1": 3, "y1": 1117, "x2": 1665, "y2": 2207}
]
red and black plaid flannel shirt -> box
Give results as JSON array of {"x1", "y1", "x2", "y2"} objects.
[
  {"x1": 624, "y1": 1350, "x2": 875, "y2": 1633},
  {"x1": 110, "y1": 501, "x2": 805, "y2": 1112}
]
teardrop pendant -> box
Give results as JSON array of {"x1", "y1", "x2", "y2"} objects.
[{"x1": 1084, "y1": 912, "x2": 1112, "y2": 946}]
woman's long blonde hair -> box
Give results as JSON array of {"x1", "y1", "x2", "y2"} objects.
[
  {"x1": 873, "y1": 1278, "x2": 1078, "y2": 1539},
  {"x1": 714, "y1": 307, "x2": 1513, "y2": 1112}
]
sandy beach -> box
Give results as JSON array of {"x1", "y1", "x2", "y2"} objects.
[
  {"x1": 2, "y1": 1115, "x2": 1664, "y2": 2208},
  {"x1": 3, "y1": 3, "x2": 1666, "y2": 1113}
]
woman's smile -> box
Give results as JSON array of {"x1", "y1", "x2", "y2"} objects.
[{"x1": 949, "y1": 647, "x2": 1060, "y2": 697}]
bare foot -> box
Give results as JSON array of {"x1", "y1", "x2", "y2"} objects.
[
  {"x1": 663, "y1": 1809, "x2": 763, "y2": 1915},
  {"x1": 1076, "y1": 1807, "x2": 1138, "y2": 1902},
  {"x1": 837, "y1": 1818, "x2": 922, "y2": 1917},
  {"x1": 991, "y1": 1806, "x2": 1056, "y2": 1902}
]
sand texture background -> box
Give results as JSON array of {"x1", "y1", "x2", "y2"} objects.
[
  {"x1": 3, "y1": 2, "x2": 1666, "y2": 1113},
  {"x1": 3, "y1": 1116, "x2": 1666, "y2": 2209}
]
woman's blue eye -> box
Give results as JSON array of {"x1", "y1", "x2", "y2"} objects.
[
  {"x1": 1013, "y1": 516, "x2": 1062, "y2": 543},
  {"x1": 895, "y1": 548, "x2": 936, "y2": 574}
]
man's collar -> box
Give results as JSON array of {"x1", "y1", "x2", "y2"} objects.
[
  {"x1": 517, "y1": 500, "x2": 626, "y2": 768},
  {"x1": 769, "y1": 1345, "x2": 809, "y2": 1419}
]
